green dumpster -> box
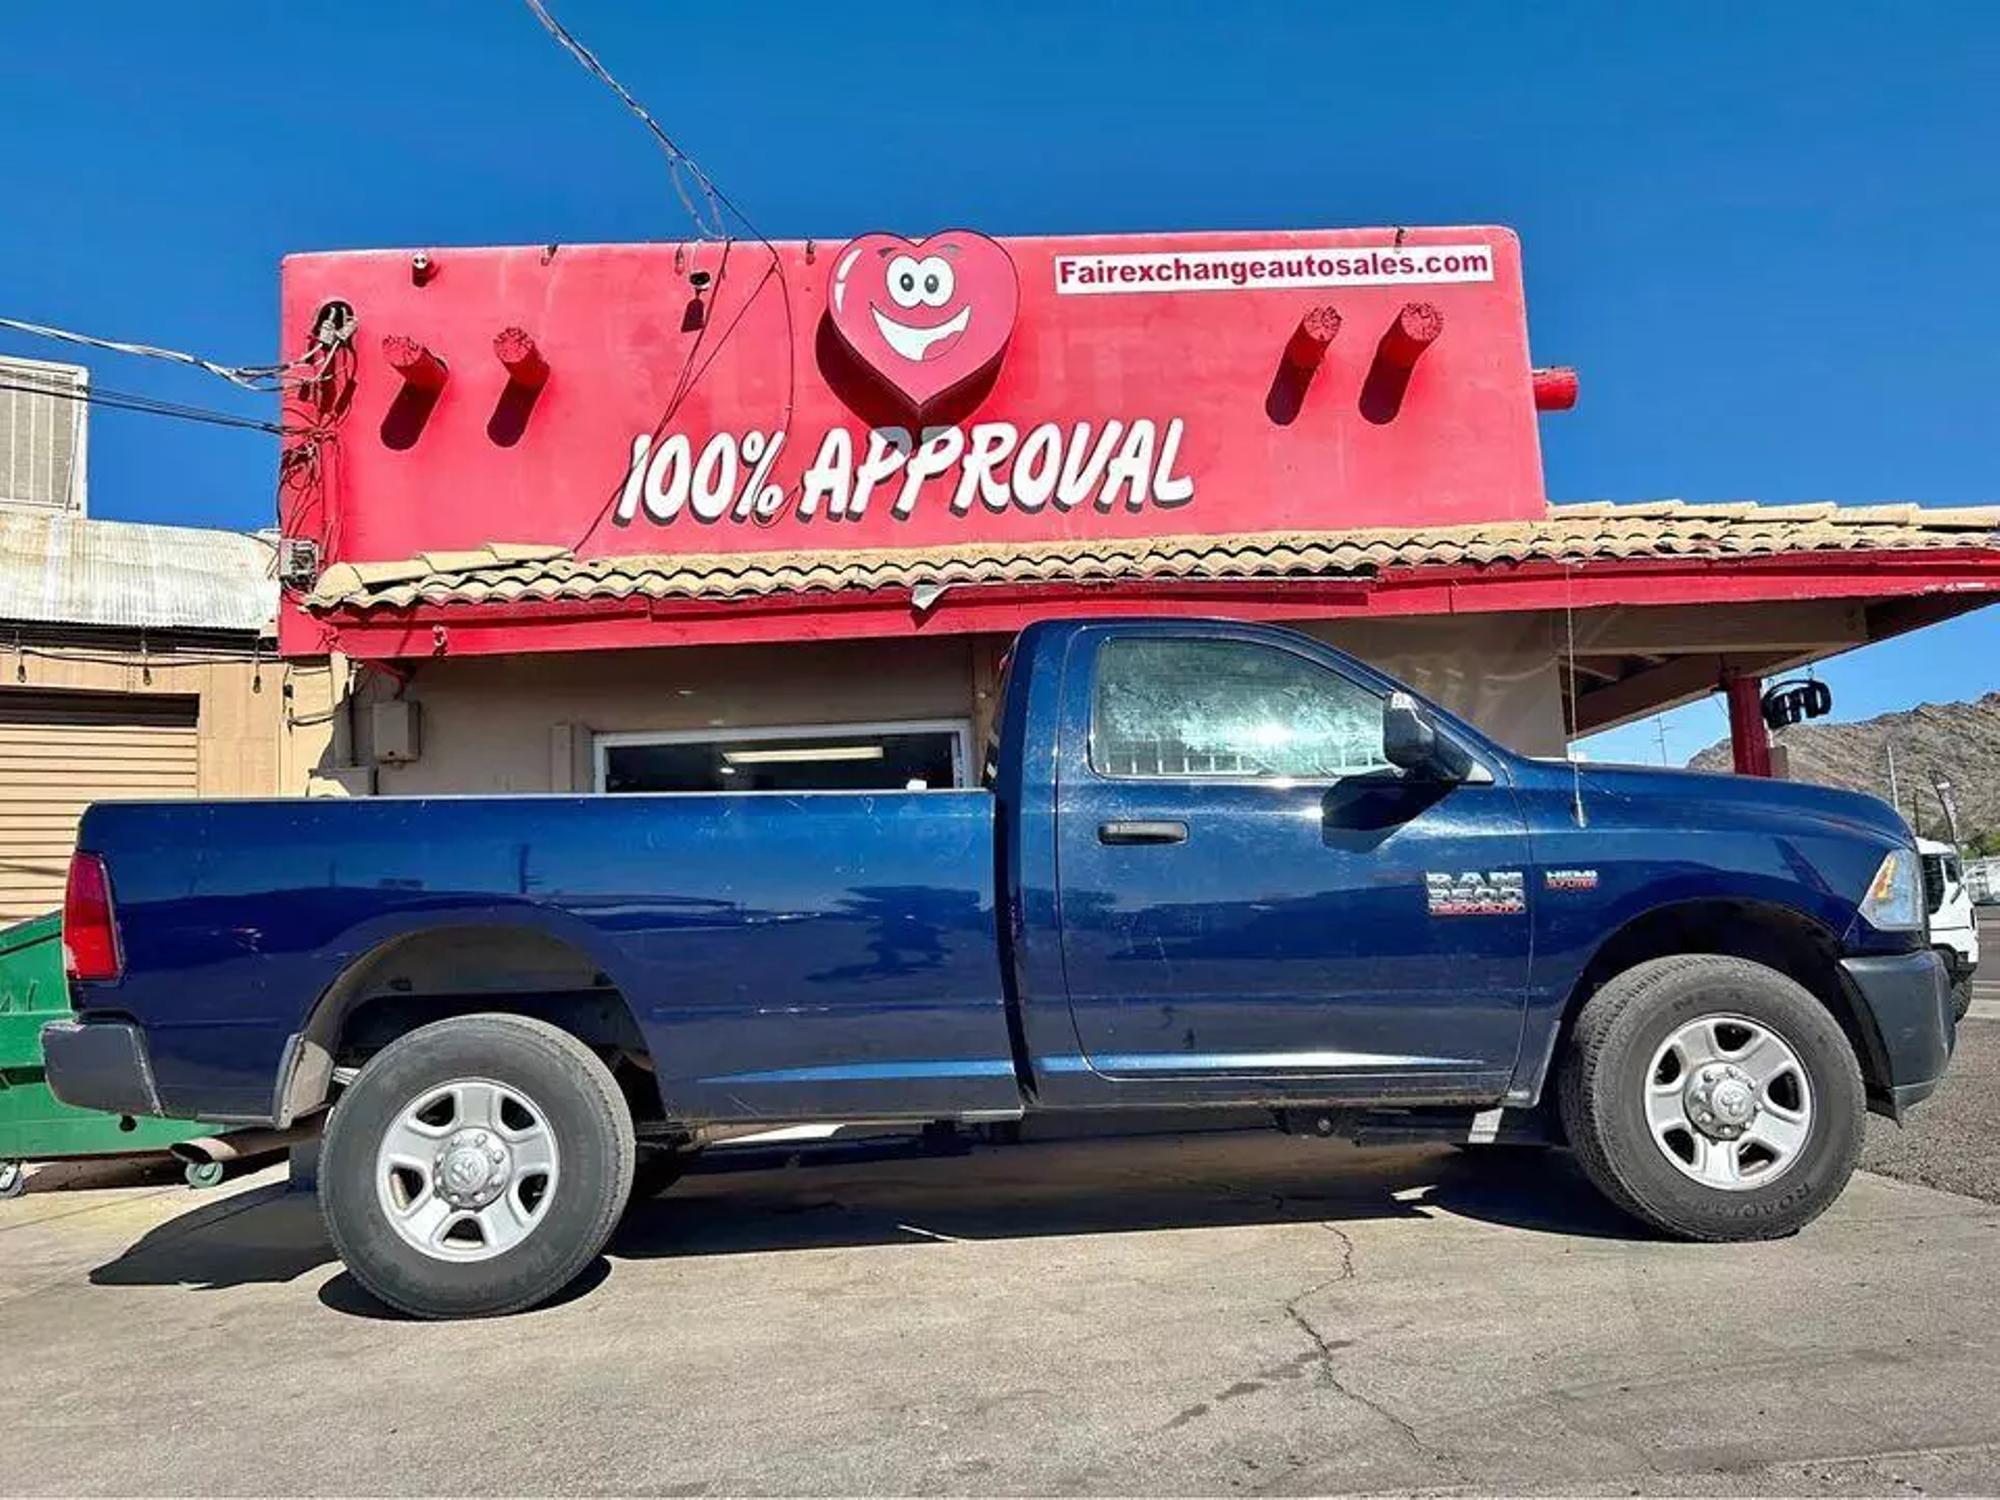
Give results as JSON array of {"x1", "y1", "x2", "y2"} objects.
[{"x1": 0, "y1": 912, "x2": 214, "y2": 1197}]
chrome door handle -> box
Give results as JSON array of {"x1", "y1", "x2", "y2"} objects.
[{"x1": 1098, "y1": 820, "x2": 1188, "y2": 846}]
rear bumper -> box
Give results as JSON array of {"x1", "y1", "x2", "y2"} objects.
[
  {"x1": 40, "y1": 1020, "x2": 164, "y2": 1118},
  {"x1": 1842, "y1": 950, "x2": 1955, "y2": 1117}
]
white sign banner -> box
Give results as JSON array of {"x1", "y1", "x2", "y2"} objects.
[{"x1": 1054, "y1": 244, "x2": 1496, "y2": 296}]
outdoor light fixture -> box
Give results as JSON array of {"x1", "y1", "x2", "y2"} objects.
[
  {"x1": 1282, "y1": 305, "x2": 1342, "y2": 373},
  {"x1": 1376, "y1": 301, "x2": 1443, "y2": 371},
  {"x1": 383, "y1": 335, "x2": 448, "y2": 392},
  {"x1": 721, "y1": 745, "x2": 886, "y2": 765},
  {"x1": 494, "y1": 327, "x2": 549, "y2": 390}
]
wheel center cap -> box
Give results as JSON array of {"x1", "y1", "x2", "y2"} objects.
[
  {"x1": 1684, "y1": 1064, "x2": 1759, "y2": 1139},
  {"x1": 433, "y1": 1129, "x2": 511, "y2": 1209},
  {"x1": 1711, "y1": 1078, "x2": 1754, "y2": 1122}
]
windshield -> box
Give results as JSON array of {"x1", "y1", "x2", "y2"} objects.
[{"x1": 1922, "y1": 853, "x2": 1950, "y2": 915}]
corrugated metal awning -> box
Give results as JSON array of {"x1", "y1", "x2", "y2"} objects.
[{"x1": 0, "y1": 509, "x2": 277, "y2": 634}]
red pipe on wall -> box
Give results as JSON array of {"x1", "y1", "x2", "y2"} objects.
[
  {"x1": 1376, "y1": 302, "x2": 1443, "y2": 369},
  {"x1": 494, "y1": 327, "x2": 550, "y2": 390},
  {"x1": 383, "y1": 335, "x2": 448, "y2": 393},
  {"x1": 1533, "y1": 366, "x2": 1579, "y2": 411},
  {"x1": 1282, "y1": 306, "x2": 1343, "y2": 371}
]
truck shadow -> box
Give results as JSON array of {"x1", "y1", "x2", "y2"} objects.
[
  {"x1": 89, "y1": 1181, "x2": 333, "y2": 1293},
  {"x1": 607, "y1": 1130, "x2": 1648, "y2": 1259},
  {"x1": 87, "y1": 1132, "x2": 1649, "y2": 1320}
]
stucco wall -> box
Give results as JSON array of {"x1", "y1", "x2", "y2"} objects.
[
  {"x1": 322, "y1": 614, "x2": 1566, "y2": 795},
  {"x1": 1303, "y1": 612, "x2": 1567, "y2": 759},
  {"x1": 349, "y1": 636, "x2": 995, "y2": 795}
]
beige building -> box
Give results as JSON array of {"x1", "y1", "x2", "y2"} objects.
[
  {"x1": 0, "y1": 511, "x2": 280, "y2": 922},
  {"x1": 318, "y1": 612, "x2": 1565, "y2": 799}
]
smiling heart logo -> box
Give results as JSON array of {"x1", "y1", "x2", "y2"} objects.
[{"x1": 826, "y1": 229, "x2": 1020, "y2": 413}]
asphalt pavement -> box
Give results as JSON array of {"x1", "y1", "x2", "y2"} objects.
[
  {"x1": 5, "y1": 919, "x2": 2000, "y2": 1495},
  {"x1": 4, "y1": 1113, "x2": 2000, "y2": 1495}
]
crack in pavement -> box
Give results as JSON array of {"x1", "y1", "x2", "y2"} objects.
[{"x1": 1283, "y1": 1223, "x2": 1466, "y2": 1481}]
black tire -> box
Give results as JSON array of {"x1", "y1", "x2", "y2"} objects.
[
  {"x1": 1945, "y1": 957, "x2": 1974, "y2": 1024},
  {"x1": 320, "y1": 1013, "x2": 635, "y2": 1319},
  {"x1": 1558, "y1": 954, "x2": 1865, "y2": 1241}
]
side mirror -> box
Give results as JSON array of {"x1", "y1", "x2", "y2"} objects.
[{"x1": 1382, "y1": 692, "x2": 1474, "y2": 782}]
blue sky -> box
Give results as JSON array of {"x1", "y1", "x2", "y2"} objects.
[{"x1": 3, "y1": 3, "x2": 1996, "y2": 763}]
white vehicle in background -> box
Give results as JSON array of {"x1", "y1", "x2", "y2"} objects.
[
  {"x1": 1965, "y1": 855, "x2": 2000, "y2": 907},
  {"x1": 1920, "y1": 837, "x2": 1979, "y2": 1021}
]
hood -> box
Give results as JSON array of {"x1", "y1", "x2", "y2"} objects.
[{"x1": 1528, "y1": 760, "x2": 1913, "y2": 846}]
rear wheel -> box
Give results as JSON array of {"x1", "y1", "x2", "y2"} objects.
[
  {"x1": 320, "y1": 1013, "x2": 635, "y2": 1319},
  {"x1": 1559, "y1": 954, "x2": 1864, "y2": 1241}
]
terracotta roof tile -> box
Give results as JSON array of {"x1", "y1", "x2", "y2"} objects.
[{"x1": 304, "y1": 501, "x2": 2000, "y2": 613}]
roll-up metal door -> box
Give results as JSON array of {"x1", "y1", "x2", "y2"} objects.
[{"x1": 0, "y1": 692, "x2": 199, "y2": 923}]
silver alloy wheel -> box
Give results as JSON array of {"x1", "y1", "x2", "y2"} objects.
[
  {"x1": 374, "y1": 1077, "x2": 560, "y2": 1261},
  {"x1": 1645, "y1": 1013, "x2": 1814, "y2": 1190}
]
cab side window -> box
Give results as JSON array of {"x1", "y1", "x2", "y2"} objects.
[{"x1": 1090, "y1": 638, "x2": 1388, "y2": 780}]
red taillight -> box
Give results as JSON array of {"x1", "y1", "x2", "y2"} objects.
[{"x1": 62, "y1": 852, "x2": 122, "y2": 982}]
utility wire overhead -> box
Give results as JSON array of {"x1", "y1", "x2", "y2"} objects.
[
  {"x1": 0, "y1": 314, "x2": 324, "y2": 393},
  {"x1": 0, "y1": 377, "x2": 292, "y2": 437}
]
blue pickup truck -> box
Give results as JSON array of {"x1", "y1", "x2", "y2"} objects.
[{"x1": 46, "y1": 618, "x2": 1953, "y2": 1317}]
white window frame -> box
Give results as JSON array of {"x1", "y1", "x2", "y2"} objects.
[{"x1": 593, "y1": 717, "x2": 975, "y2": 794}]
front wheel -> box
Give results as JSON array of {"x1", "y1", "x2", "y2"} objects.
[
  {"x1": 1559, "y1": 954, "x2": 1864, "y2": 1241},
  {"x1": 320, "y1": 1013, "x2": 636, "y2": 1319},
  {"x1": 1941, "y1": 952, "x2": 1974, "y2": 1023}
]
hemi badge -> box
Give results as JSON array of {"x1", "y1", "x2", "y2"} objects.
[{"x1": 1545, "y1": 868, "x2": 1600, "y2": 891}]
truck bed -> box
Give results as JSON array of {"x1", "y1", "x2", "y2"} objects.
[{"x1": 79, "y1": 790, "x2": 1018, "y2": 1122}]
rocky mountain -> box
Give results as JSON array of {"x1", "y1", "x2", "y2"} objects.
[{"x1": 1687, "y1": 692, "x2": 2000, "y2": 840}]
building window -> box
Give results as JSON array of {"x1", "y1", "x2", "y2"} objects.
[
  {"x1": 1090, "y1": 637, "x2": 1389, "y2": 780},
  {"x1": 595, "y1": 719, "x2": 972, "y2": 794},
  {"x1": 0, "y1": 356, "x2": 88, "y2": 513}
]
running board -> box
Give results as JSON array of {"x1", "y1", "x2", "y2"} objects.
[{"x1": 1274, "y1": 1105, "x2": 1561, "y2": 1147}]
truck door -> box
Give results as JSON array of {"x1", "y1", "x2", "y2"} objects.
[{"x1": 1054, "y1": 626, "x2": 1531, "y2": 1096}]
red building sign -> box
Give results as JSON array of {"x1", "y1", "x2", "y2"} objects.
[{"x1": 279, "y1": 225, "x2": 1555, "y2": 655}]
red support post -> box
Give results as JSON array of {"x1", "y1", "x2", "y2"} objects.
[{"x1": 1725, "y1": 670, "x2": 1773, "y2": 777}]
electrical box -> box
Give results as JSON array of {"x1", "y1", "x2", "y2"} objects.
[{"x1": 371, "y1": 700, "x2": 422, "y2": 764}]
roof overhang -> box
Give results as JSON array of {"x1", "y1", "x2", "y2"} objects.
[{"x1": 289, "y1": 505, "x2": 2000, "y2": 723}]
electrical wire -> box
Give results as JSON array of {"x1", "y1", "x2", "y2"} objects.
[
  {"x1": 520, "y1": 0, "x2": 731, "y2": 240},
  {"x1": 0, "y1": 376, "x2": 293, "y2": 436},
  {"x1": 521, "y1": 0, "x2": 800, "y2": 547},
  {"x1": 0, "y1": 315, "x2": 329, "y2": 392}
]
